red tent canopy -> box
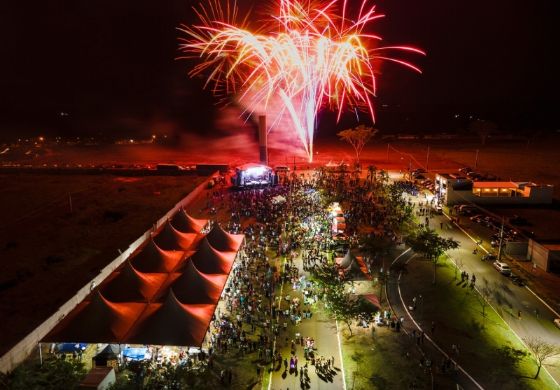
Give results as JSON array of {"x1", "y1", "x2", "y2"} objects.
[
  {"x1": 153, "y1": 221, "x2": 199, "y2": 251},
  {"x1": 205, "y1": 224, "x2": 244, "y2": 252},
  {"x1": 171, "y1": 261, "x2": 227, "y2": 304},
  {"x1": 124, "y1": 290, "x2": 214, "y2": 347},
  {"x1": 191, "y1": 238, "x2": 236, "y2": 275},
  {"x1": 43, "y1": 292, "x2": 145, "y2": 344},
  {"x1": 131, "y1": 238, "x2": 186, "y2": 273},
  {"x1": 43, "y1": 214, "x2": 243, "y2": 348},
  {"x1": 100, "y1": 261, "x2": 168, "y2": 302},
  {"x1": 362, "y1": 294, "x2": 381, "y2": 309},
  {"x1": 171, "y1": 209, "x2": 207, "y2": 234}
]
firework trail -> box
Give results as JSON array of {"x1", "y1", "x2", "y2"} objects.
[{"x1": 179, "y1": 0, "x2": 424, "y2": 162}]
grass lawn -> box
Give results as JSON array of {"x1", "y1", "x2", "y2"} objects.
[
  {"x1": 399, "y1": 256, "x2": 558, "y2": 390},
  {"x1": 340, "y1": 324, "x2": 433, "y2": 390}
]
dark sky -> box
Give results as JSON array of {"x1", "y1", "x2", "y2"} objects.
[{"x1": 0, "y1": 0, "x2": 557, "y2": 138}]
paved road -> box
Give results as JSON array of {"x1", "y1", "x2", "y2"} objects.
[
  {"x1": 269, "y1": 311, "x2": 344, "y2": 390},
  {"x1": 406, "y1": 192, "x2": 560, "y2": 385},
  {"x1": 268, "y1": 254, "x2": 345, "y2": 390}
]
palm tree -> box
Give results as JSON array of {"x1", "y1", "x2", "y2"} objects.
[{"x1": 367, "y1": 165, "x2": 377, "y2": 185}]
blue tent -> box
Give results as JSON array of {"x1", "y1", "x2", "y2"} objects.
[
  {"x1": 57, "y1": 343, "x2": 87, "y2": 353},
  {"x1": 122, "y1": 347, "x2": 148, "y2": 361}
]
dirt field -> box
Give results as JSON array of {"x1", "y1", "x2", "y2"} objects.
[
  {"x1": 5, "y1": 133, "x2": 557, "y2": 196},
  {"x1": 0, "y1": 174, "x2": 205, "y2": 356}
]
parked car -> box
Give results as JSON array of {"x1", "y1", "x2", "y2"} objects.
[
  {"x1": 554, "y1": 318, "x2": 560, "y2": 329},
  {"x1": 470, "y1": 214, "x2": 483, "y2": 223},
  {"x1": 510, "y1": 274, "x2": 525, "y2": 287},
  {"x1": 482, "y1": 253, "x2": 497, "y2": 261},
  {"x1": 491, "y1": 239, "x2": 503, "y2": 248},
  {"x1": 458, "y1": 167, "x2": 473, "y2": 174},
  {"x1": 493, "y1": 261, "x2": 512, "y2": 276},
  {"x1": 467, "y1": 172, "x2": 483, "y2": 180},
  {"x1": 459, "y1": 204, "x2": 477, "y2": 211}
]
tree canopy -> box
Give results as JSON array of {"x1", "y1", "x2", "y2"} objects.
[
  {"x1": 337, "y1": 125, "x2": 378, "y2": 163},
  {"x1": 405, "y1": 227, "x2": 459, "y2": 283}
]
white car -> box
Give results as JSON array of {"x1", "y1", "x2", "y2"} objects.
[
  {"x1": 554, "y1": 319, "x2": 560, "y2": 329},
  {"x1": 493, "y1": 261, "x2": 512, "y2": 276}
]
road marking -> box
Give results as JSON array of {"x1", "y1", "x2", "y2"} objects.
[
  {"x1": 444, "y1": 253, "x2": 560, "y2": 389},
  {"x1": 335, "y1": 320, "x2": 348, "y2": 390},
  {"x1": 442, "y1": 211, "x2": 489, "y2": 254},
  {"x1": 444, "y1": 212, "x2": 560, "y2": 318},
  {"x1": 391, "y1": 247, "x2": 412, "y2": 267},
  {"x1": 524, "y1": 286, "x2": 560, "y2": 318}
]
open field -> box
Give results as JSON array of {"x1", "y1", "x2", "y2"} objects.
[
  {"x1": 0, "y1": 173, "x2": 205, "y2": 356},
  {"x1": 3, "y1": 133, "x2": 559, "y2": 196}
]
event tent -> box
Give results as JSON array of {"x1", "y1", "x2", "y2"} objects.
[
  {"x1": 205, "y1": 224, "x2": 244, "y2": 252},
  {"x1": 338, "y1": 250, "x2": 354, "y2": 269},
  {"x1": 191, "y1": 237, "x2": 237, "y2": 275},
  {"x1": 171, "y1": 261, "x2": 227, "y2": 304},
  {"x1": 100, "y1": 261, "x2": 168, "y2": 303},
  {"x1": 171, "y1": 209, "x2": 207, "y2": 234},
  {"x1": 43, "y1": 219, "x2": 244, "y2": 348},
  {"x1": 336, "y1": 250, "x2": 370, "y2": 279},
  {"x1": 153, "y1": 221, "x2": 199, "y2": 252},
  {"x1": 44, "y1": 292, "x2": 146, "y2": 344},
  {"x1": 124, "y1": 290, "x2": 213, "y2": 347},
  {"x1": 131, "y1": 238, "x2": 187, "y2": 273}
]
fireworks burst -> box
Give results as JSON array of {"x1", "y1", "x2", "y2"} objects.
[{"x1": 179, "y1": 0, "x2": 424, "y2": 162}]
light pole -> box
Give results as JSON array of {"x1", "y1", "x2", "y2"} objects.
[
  {"x1": 474, "y1": 149, "x2": 479, "y2": 170},
  {"x1": 497, "y1": 217, "x2": 505, "y2": 261},
  {"x1": 425, "y1": 145, "x2": 430, "y2": 171},
  {"x1": 386, "y1": 143, "x2": 390, "y2": 163}
]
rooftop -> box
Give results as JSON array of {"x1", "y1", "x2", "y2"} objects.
[{"x1": 473, "y1": 181, "x2": 519, "y2": 189}]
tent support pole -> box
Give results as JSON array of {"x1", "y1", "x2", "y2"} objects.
[{"x1": 38, "y1": 342, "x2": 43, "y2": 366}]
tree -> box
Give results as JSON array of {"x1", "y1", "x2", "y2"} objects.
[
  {"x1": 311, "y1": 263, "x2": 373, "y2": 336},
  {"x1": 337, "y1": 125, "x2": 378, "y2": 163},
  {"x1": 523, "y1": 336, "x2": 560, "y2": 379},
  {"x1": 367, "y1": 165, "x2": 377, "y2": 185},
  {"x1": 469, "y1": 119, "x2": 497, "y2": 146},
  {"x1": 405, "y1": 227, "x2": 460, "y2": 284},
  {"x1": 474, "y1": 284, "x2": 492, "y2": 321},
  {"x1": 1, "y1": 356, "x2": 86, "y2": 390},
  {"x1": 325, "y1": 287, "x2": 363, "y2": 336}
]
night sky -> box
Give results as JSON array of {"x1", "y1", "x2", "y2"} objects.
[{"x1": 0, "y1": 0, "x2": 557, "y2": 138}]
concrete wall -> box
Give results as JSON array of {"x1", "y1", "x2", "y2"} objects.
[
  {"x1": 527, "y1": 239, "x2": 550, "y2": 272},
  {"x1": 505, "y1": 241, "x2": 529, "y2": 257},
  {"x1": 0, "y1": 173, "x2": 216, "y2": 374}
]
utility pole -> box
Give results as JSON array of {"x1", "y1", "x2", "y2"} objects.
[
  {"x1": 474, "y1": 149, "x2": 479, "y2": 170},
  {"x1": 497, "y1": 217, "x2": 505, "y2": 261},
  {"x1": 425, "y1": 145, "x2": 430, "y2": 171},
  {"x1": 386, "y1": 143, "x2": 390, "y2": 163},
  {"x1": 68, "y1": 193, "x2": 73, "y2": 213}
]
